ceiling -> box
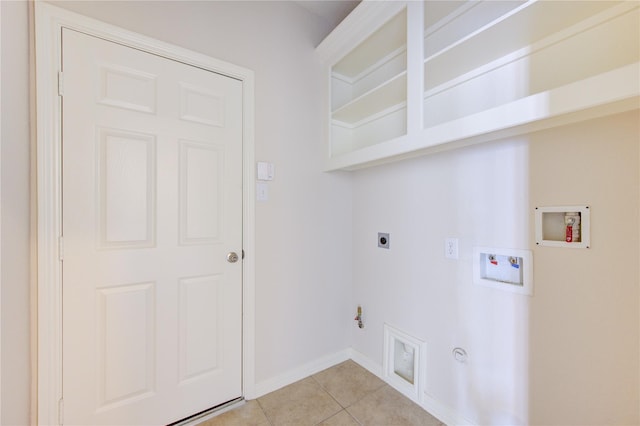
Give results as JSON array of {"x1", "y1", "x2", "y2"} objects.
[{"x1": 295, "y1": 1, "x2": 361, "y2": 30}]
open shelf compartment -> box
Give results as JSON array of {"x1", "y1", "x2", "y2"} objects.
[
  {"x1": 423, "y1": 1, "x2": 639, "y2": 129},
  {"x1": 328, "y1": 6, "x2": 408, "y2": 159}
]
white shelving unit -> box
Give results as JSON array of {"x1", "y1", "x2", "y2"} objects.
[
  {"x1": 316, "y1": 0, "x2": 640, "y2": 171},
  {"x1": 326, "y1": 5, "x2": 408, "y2": 156}
]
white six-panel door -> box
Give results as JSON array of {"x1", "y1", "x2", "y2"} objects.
[{"x1": 61, "y1": 28, "x2": 243, "y2": 425}]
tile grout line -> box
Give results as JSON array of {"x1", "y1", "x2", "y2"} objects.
[
  {"x1": 200, "y1": 360, "x2": 441, "y2": 426},
  {"x1": 309, "y1": 374, "x2": 346, "y2": 425},
  {"x1": 255, "y1": 397, "x2": 275, "y2": 426},
  {"x1": 315, "y1": 369, "x2": 388, "y2": 409},
  {"x1": 309, "y1": 368, "x2": 375, "y2": 426}
]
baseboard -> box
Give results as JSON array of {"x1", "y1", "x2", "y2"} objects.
[
  {"x1": 348, "y1": 348, "x2": 476, "y2": 426},
  {"x1": 251, "y1": 349, "x2": 350, "y2": 399},
  {"x1": 347, "y1": 347, "x2": 383, "y2": 377},
  {"x1": 422, "y1": 392, "x2": 476, "y2": 426}
]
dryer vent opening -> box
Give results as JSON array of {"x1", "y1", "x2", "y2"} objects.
[{"x1": 383, "y1": 324, "x2": 425, "y2": 403}]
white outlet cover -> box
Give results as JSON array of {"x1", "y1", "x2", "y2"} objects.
[{"x1": 445, "y1": 238, "x2": 458, "y2": 259}]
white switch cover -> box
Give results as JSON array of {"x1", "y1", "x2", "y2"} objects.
[
  {"x1": 257, "y1": 162, "x2": 275, "y2": 181},
  {"x1": 256, "y1": 182, "x2": 269, "y2": 201},
  {"x1": 445, "y1": 238, "x2": 459, "y2": 259}
]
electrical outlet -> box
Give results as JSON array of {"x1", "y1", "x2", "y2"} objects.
[{"x1": 445, "y1": 238, "x2": 459, "y2": 259}]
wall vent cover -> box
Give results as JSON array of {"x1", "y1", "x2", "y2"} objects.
[{"x1": 383, "y1": 324, "x2": 425, "y2": 403}]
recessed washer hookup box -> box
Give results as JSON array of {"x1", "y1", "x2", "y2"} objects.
[{"x1": 473, "y1": 247, "x2": 533, "y2": 296}]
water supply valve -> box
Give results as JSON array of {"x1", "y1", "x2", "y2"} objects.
[{"x1": 354, "y1": 305, "x2": 364, "y2": 329}]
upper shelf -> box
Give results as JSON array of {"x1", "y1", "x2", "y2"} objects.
[
  {"x1": 424, "y1": 0, "x2": 621, "y2": 89},
  {"x1": 315, "y1": 1, "x2": 408, "y2": 67},
  {"x1": 327, "y1": 61, "x2": 639, "y2": 171},
  {"x1": 317, "y1": 0, "x2": 640, "y2": 171},
  {"x1": 326, "y1": 62, "x2": 640, "y2": 171},
  {"x1": 422, "y1": 1, "x2": 640, "y2": 129},
  {"x1": 424, "y1": 0, "x2": 523, "y2": 60},
  {"x1": 333, "y1": 10, "x2": 406, "y2": 80},
  {"x1": 325, "y1": 4, "x2": 409, "y2": 150},
  {"x1": 332, "y1": 71, "x2": 406, "y2": 125}
]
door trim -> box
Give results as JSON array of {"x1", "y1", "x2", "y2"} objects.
[
  {"x1": 0, "y1": 3, "x2": 3, "y2": 422},
  {"x1": 34, "y1": 3, "x2": 256, "y2": 424}
]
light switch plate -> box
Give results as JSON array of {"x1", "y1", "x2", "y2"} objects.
[
  {"x1": 257, "y1": 162, "x2": 275, "y2": 181},
  {"x1": 256, "y1": 182, "x2": 268, "y2": 201}
]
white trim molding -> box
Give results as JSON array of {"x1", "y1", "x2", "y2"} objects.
[
  {"x1": 382, "y1": 324, "x2": 426, "y2": 405},
  {"x1": 34, "y1": 3, "x2": 255, "y2": 424},
  {"x1": 0, "y1": 1, "x2": 3, "y2": 421},
  {"x1": 253, "y1": 350, "x2": 350, "y2": 398}
]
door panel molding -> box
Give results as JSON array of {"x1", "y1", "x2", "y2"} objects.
[{"x1": 34, "y1": 4, "x2": 256, "y2": 424}]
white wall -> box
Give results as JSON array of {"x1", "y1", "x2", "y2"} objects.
[
  {"x1": 528, "y1": 112, "x2": 639, "y2": 425},
  {"x1": 1, "y1": 1, "x2": 32, "y2": 424},
  {"x1": 351, "y1": 111, "x2": 639, "y2": 425},
  {"x1": 2, "y1": 1, "x2": 353, "y2": 423},
  {"x1": 352, "y1": 136, "x2": 532, "y2": 424}
]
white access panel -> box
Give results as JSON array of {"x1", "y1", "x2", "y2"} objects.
[
  {"x1": 535, "y1": 205, "x2": 591, "y2": 248},
  {"x1": 383, "y1": 324, "x2": 426, "y2": 404},
  {"x1": 473, "y1": 247, "x2": 533, "y2": 296}
]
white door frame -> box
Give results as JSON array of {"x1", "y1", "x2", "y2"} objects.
[
  {"x1": 0, "y1": 3, "x2": 3, "y2": 422},
  {"x1": 34, "y1": 3, "x2": 256, "y2": 424}
]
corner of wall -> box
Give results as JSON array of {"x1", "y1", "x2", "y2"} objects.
[{"x1": 251, "y1": 350, "x2": 350, "y2": 399}]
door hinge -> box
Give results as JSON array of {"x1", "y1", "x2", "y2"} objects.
[
  {"x1": 58, "y1": 236, "x2": 64, "y2": 261},
  {"x1": 242, "y1": 249, "x2": 245, "y2": 260},
  {"x1": 58, "y1": 71, "x2": 64, "y2": 96},
  {"x1": 58, "y1": 398, "x2": 64, "y2": 425}
]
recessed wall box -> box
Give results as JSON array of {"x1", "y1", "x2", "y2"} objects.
[
  {"x1": 383, "y1": 324, "x2": 425, "y2": 403},
  {"x1": 535, "y1": 205, "x2": 590, "y2": 248},
  {"x1": 378, "y1": 232, "x2": 390, "y2": 249},
  {"x1": 473, "y1": 247, "x2": 533, "y2": 296}
]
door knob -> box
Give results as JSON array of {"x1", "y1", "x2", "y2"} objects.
[{"x1": 227, "y1": 252, "x2": 239, "y2": 263}]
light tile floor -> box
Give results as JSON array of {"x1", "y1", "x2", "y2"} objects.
[{"x1": 198, "y1": 360, "x2": 443, "y2": 426}]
